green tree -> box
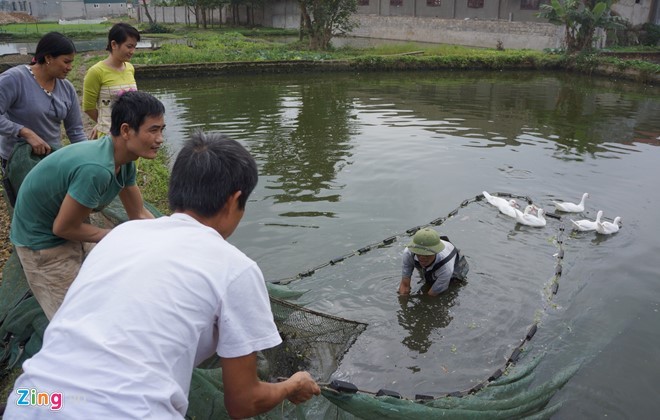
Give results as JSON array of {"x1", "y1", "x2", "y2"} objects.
[
  {"x1": 227, "y1": 0, "x2": 258, "y2": 25},
  {"x1": 141, "y1": 0, "x2": 155, "y2": 24},
  {"x1": 176, "y1": 0, "x2": 227, "y2": 28},
  {"x1": 538, "y1": 0, "x2": 626, "y2": 53},
  {"x1": 299, "y1": 0, "x2": 358, "y2": 50}
]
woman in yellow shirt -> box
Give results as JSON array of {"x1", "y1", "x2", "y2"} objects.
[{"x1": 83, "y1": 23, "x2": 140, "y2": 139}]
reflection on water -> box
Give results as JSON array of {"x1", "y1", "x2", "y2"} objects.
[
  {"x1": 148, "y1": 71, "x2": 660, "y2": 160},
  {"x1": 153, "y1": 75, "x2": 357, "y2": 216},
  {"x1": 139, "y1": 71, "x2": 660, "y2": 417},
  {"x1": 397, "y1": 280, "x2": 464, "y2": 354},
  {"x1": 251, "y1": 81, "x2": 357, "y2": 209}
]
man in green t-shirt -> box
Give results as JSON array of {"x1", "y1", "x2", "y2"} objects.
[{"x1": 10, "y1": 91, "x2": 166, "y2": 320}]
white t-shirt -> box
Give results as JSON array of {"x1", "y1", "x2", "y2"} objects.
[{"x1": 5, "y1": 213, "x2": 281, "y2": 419}]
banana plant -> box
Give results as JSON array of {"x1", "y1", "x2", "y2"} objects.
[{"x1": 538, "y1": 0, "x2": 626, "y2": 53}]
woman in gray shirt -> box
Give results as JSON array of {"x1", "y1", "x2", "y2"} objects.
[{"x1": 0, "y1": 32, "x2": 86, "y2": 171}]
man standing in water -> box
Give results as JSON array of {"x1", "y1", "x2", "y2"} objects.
[
  {"x1": 5, "y1": 131, "x2": 320, "y2": 418},
  {"x1": 398, "y1": 228, "x2": 468, "y2": 296}
]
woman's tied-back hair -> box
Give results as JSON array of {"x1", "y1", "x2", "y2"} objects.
[
  {"x1": 109, "y1": 91, "x2": 165, "y2": 136},
  {"x1": 169, "y1": 131, "x2": 258, "y2": 218},
  {"x1": 106, "y1": 22, "x2": 141, "y2": 52},
  {"x1": 32, "y1": 32, "x2": 76, "y2": 65}
]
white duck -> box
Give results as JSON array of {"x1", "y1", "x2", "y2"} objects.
[
  {"x1": 523, "y1": 204, "x2": 540, "y2": 214},
  {"x1": 483, "y1": 191, "x2": 520, "y2": 218},
  {"x1": 514, "y1": 207, "x2": 547, "y2": 227},
  {"x1": 552, "y1": 193, "x2": 589, "y2": 213},
  {"x1": 570, "y1": 210, "x2": 603, "y2": 232},
  {"x1": 596, "y1": 216, "x2": 621, "y2": 235}
]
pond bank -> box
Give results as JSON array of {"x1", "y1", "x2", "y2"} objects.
[
  {"x1": 130, "y1": 57, "x2": 658, "y2": 84},
  {"x1": 2, "y1": 52, "x2": 658, "y2": 84}
]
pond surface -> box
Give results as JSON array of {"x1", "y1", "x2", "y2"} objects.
[{"x1": 139, "y1": 71, "x2": 660, "y2": 418}]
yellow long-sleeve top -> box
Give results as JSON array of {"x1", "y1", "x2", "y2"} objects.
[{"x1": 82, "y1": 60, "x2": 137, "y2": 137}]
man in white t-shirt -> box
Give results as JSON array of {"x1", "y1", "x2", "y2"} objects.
[{"x1": 5, "y1": 131, "x2": 320, "y2": 419}]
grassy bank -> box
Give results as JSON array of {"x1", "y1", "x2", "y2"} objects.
[
  {"x1": 96, "y1": 31, "x2": 659, "y2": 81},
  {"x1": 0, "y1": 21, "x2": 297, "y2": 40},
  {"x1": 5, "y1": 22, "x2": 658, "y2": 80},
  {"x1": 0, "y1": 21, "x2": 114, "y2": 39},
  {"x1": 128, "y1": 31, "x2": 565, "y2": 68},
  {"x1": 136, "y1": 151, "x2": 171, "y2": 215}
]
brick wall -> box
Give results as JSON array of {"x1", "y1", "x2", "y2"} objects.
[{"x1": 349, "y1": 15, "x2": 564, "y2": 50}]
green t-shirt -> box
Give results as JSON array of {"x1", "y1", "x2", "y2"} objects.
[{"x1": 10, "y1": 136, "x2": 136, "y2": 250}]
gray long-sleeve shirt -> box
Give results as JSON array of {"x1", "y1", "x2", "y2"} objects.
[{"x1": 0, "y1": 65, "x2": 86, "y2": 160}]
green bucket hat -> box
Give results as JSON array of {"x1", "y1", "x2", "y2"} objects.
[{"x1": 407, "y1": 228, "x2": 445, "y2": 256}]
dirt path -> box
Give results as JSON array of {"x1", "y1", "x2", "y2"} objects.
[
  {"x1": 0, "y1": 192, "x2": 10, "y2": 284},
  {"x1": 0, "y1": 12, "x2": 37, "y2": 24}
]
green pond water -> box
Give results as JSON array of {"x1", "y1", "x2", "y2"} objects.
[{"x1": 139, "y1": 70, "x2": 660, "y2": 418}]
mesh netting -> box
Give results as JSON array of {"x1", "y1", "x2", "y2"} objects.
[
  {"x1": 321, "y1": 353, "x2": 577, "y2": 419},
  {"x1": 194, "y1": 297, "x2": 367, "y2": 382},
  {"x1": 260, "y1": 192, "x2": 580, "y2": 418},
  {"x1": 0, "y1": 252, "x2": 47, "y2": 371},
  {"x1": 186, "y1": 298, "x2": 368, "y2": 420},
  {"x1": 263, "y1": 297, "x2": 367, "y2": 381}
]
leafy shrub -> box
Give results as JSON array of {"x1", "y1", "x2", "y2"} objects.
[
  {"x1": 544, "y1": 47, "x2": 565, "y2": 54},
  {"x1": 639, "y1": 23, "x2": 660, "y2": 46},
  {"x1": 143, "y1": 23, "x2": 173, "y2": 34},
  {"x1": 606, "y1": 21, "x2": 638, "y2": 47}
]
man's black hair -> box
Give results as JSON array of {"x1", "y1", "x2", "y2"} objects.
[
  {"x1": 169, "y1": 131, "x2": 258, "y2": 217},
  {"x1": 110, "y1": 91, "x2": 165, "y2": 136}
]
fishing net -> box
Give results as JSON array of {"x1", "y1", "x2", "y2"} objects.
[
  {"x1": 186, "y1": 297, "x2": 368, "y2": 420},
  {"x1": 321, "y1": 353, "x2": 577, "y2": 419},
  {"x1": 264, "y1": 297, "x2": 367, "y2": 381},
  {"x1": 0, "y1": 253, "x2": 47, "y2": 371},
  {"x1": 264, "y1": 193, "x2": 578, "y2": 418},
  {"x1": 194, "y1": 297, "x2": 367, "y2": 381}
]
